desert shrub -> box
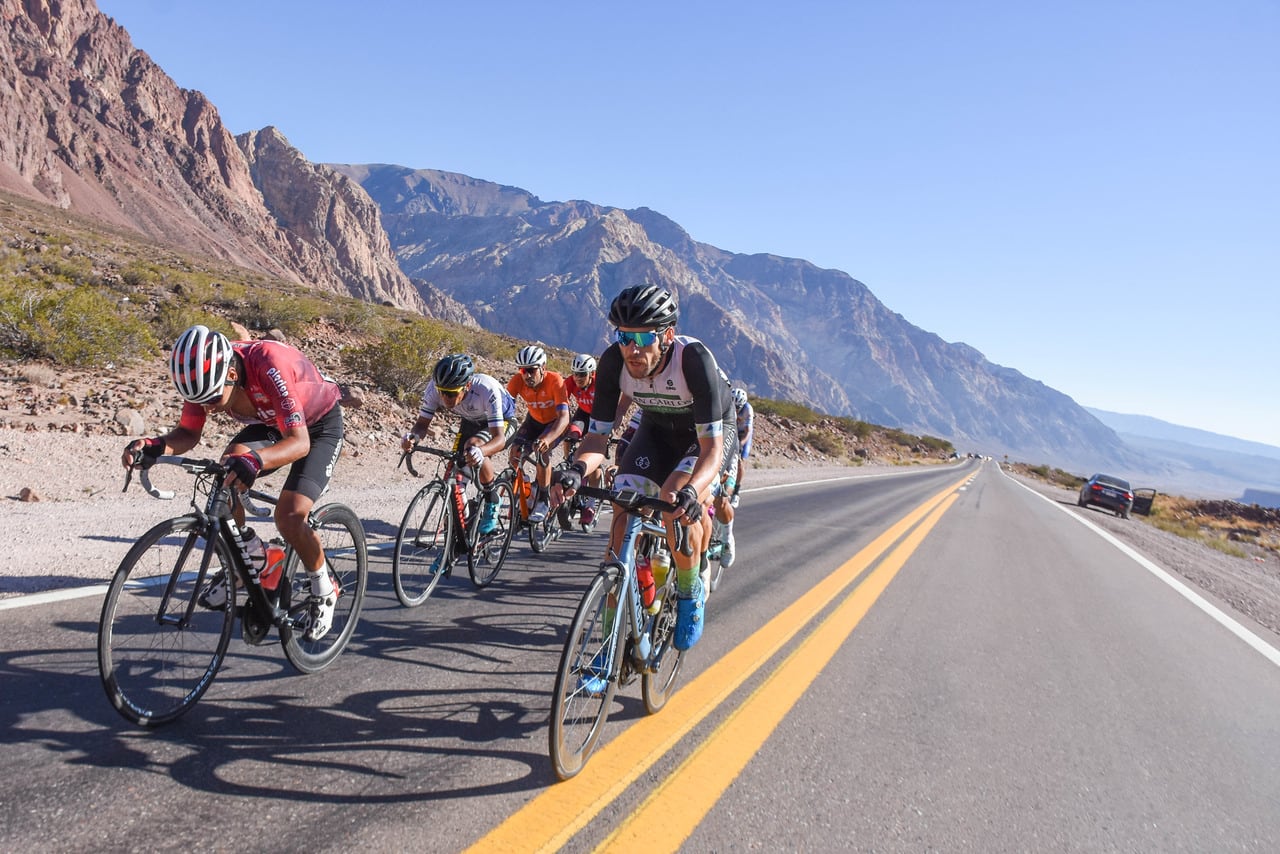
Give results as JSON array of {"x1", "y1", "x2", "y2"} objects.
[
  {"x1": 153, "y1": 302, "x2": 232, "y2": 344},
  {"x1": 349, "y1": 321, "x2": 465, "y2": 402},
  {"x1": 0, "y1": 284, "x2": 154, "y2": 365},
  {"x1": 803, "y1": 430, "x2": 845, "y2": 457},
  {"x1": 752, "y1": 397, "x2": 823, "y2": 424},
  {"x1": 917, "y1": 434, "x2": 955, "y2": 454}
]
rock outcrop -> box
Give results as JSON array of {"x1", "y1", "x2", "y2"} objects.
[{"x1": 0, "y1": 0, "x2": 468, "y2": 317}]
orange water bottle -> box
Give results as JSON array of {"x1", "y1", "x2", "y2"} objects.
[{"x1": 260, "y1": 539, "x2": 287, "y2": 591}]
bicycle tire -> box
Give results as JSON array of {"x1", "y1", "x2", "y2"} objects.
[
  {"x1": 529, "y1": 505, "x2": 562, "y2": 554},
  {"x1": 98, "y1": 515, "x2": 235, "y2": 726},
  {"x1": 281, "y1": 502, "x2": 368, "y2": 674},
  {"x1": 470, "y1": 479, "x2": 516, "y2": 587},
  {"x1": 392, "y1": 480, "x2": 452, "y2": 607},
  {"x1": 549, "y1": 565, "x2": 623, "y2": 780},
  {"x1": 642, "y1": 588, "x2": 684, "y2": 714}
]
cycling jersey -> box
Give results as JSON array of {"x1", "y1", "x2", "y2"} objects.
[
  {"x1": 737, "y1": 401, "x2": 755, "y2": 459},
  {"x1": 507, "y1": 370, "x2": 570, "y2": 425},
  {"x1": 417, "y1": 373, "x2": 516, "y2": 433},
  {"x1": 590, "y1": 335, "x2": 733, "y2": 444},
  {"x1": 565, "y1": 374, "x2": 596, "y2": 415},
  {"x1": 178, "y1": 339, "x2": 341, "y2": 434}
]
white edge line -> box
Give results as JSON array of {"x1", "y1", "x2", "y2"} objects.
[{"x1": 1000, "y1": 466, "x2": 1280, "y2": 668}]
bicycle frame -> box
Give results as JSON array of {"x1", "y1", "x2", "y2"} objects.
[{"x1": 137, "y1": 459, "x2": 292, "y2": 632}]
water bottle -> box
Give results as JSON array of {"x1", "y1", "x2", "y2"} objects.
[
  {"x1": 260, "y1": 539, "x2": 287, "y2": 591},
  {"x1": 237, "y1": 526, "x2": 267, "y2": 582},
  {"x1": 636, "y1": 554, "x2": 656, "y2": 610},
  {"x1": 650, "y1": 549, "x2": 671, "y2": 589}
]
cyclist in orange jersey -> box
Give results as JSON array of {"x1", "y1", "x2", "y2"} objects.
[{"x1": 506, "y1": 344, "x2": 571, "y2": 523}]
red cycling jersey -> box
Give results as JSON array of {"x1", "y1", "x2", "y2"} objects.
[
  {"x1": 178, "y1": 340, "x2": 341, "y2": 433},
  {"x1": 565, "y1": 374, "x2": 596, "y2": 415}
]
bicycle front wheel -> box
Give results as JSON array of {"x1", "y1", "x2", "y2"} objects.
[
  {"x1": 549, "y1": 565, "x2": 623, "y2": 780},
  {"x1": 470, "y1": 480, "x2": 516, "y2": 587},
  {"x1": 98, "y1": 516, "x2": 235, "y2": 726},
  {"x1": 281, "y1": 502, "x2": 368, "y2": 674},
  {"x1": 392, "y1": 480, "x2": 452, "y2": 607},
  {"x1": 642, "y1": 588, "x2": 685, "y2": 714}
]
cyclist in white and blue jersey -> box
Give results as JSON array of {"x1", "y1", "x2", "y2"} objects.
[{"x1": 400, "y1": 353, "x2": 518, "y2": 535}]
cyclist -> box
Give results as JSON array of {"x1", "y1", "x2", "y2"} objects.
[
  {"x1": 564, "y1": 353, "x2": 603, "y2": 526},
  {"x1": 712, "y1": 386, "x2": 753, "y2": 567},
  {"x1": 506, "y1": 344, "x2": 571, "y2": 523},
  {"x1": 121, "y1": 325, "x2": 345, "y2": 641},
  {"x1": 400, "y1": 353, "x2": 517, "y2": 538},
  {"x1": 554, "y1": 284, "x2": 737, "y2": 651}
]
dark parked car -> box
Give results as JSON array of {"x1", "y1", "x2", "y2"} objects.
[{"x1": 1078, "y1": 473, "x2": 1135, "y2": 519}]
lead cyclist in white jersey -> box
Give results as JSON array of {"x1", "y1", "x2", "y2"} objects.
[{"x1": 554, "y1": 284, "x2": 736, "y2": 651}]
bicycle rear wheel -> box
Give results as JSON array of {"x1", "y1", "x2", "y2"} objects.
[
  {"x1": 470, "y1": 480, "x2": 515, "y2": 587},
  {"x1": 642, "y1": 585, "x2": 684, "y2": 714},
  {"x1": 282, "y1": 503, "x2": 368, "y2": 674},
  {"x1": 392, "y1": 480, "x2": 452, "y2": 607},
  {"x1": 550, "y1": 565, "x2": 623, "y2": 780},
  {"x1": 98, "y1": 516, "x2": 234, "y2": 726}
]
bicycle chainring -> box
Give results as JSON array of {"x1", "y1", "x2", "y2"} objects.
[{"x1": 239, "y1": 604, "x2": 272, "y2": 646}]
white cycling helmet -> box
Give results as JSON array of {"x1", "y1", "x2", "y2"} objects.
[
  {"x1": 170, "y1": 324, "x2": 234, "y2": 404},
  {"x1": 571, "y1": 353, "x2": 597, "y2": 374},
  {"x1": 515, "y1": 344, "x2": 547, "y2": 368},
  {"x1": 732, "y1": 387, "x2": 748, "y2": 409}
]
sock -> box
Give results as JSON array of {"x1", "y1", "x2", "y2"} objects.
[
  {"x1": 677, "y1": 566, "x2": 698, "y2": 596},
  {"x1": 311, "y1": 565, "x2": 335, "y2": 598}
]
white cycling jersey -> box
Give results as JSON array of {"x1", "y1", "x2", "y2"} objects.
[{"x1": 417, "y1": 373, "x2": 516, "y2": 431}]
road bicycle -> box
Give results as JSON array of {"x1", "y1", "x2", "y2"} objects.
[
  {"x1": 500, "y1": 446, "x2": 564, "y2": 553},
  {"x1": 393, "y1": 443, "x2": 516, "y2": 606},
  {"x1": 549, "y1": 484, "x2": 691, "y2": 780},
  {"x1": 98, "y1": 455, "x2": 368, "y2": 726}
]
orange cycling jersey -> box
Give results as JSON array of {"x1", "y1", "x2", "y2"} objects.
[{"x1": 507, "y1": 370, "x2": 570, "y2": 425}]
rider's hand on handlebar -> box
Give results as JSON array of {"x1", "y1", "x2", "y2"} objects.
[
  {"x1": 122, "y1": 437, "x2": 163, "y2": 470},
  {"x1": 673, "y1": 484, "x2": 702, "y2": 524},
  {"x1": 401, "y1": 431, "x2": 420, "y2": 453},
  {"x1": 465, "y1": 444, "x2": 485, "y2": 467},
  {"x1": 223, "y1": 451, "x2": 262, "y2": 491}
]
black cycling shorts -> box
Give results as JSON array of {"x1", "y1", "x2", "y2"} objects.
[{"x1": 230, "y1": 404, "x2": 343, "y2": 502}]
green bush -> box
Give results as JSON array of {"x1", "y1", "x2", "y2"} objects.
[
  {"x1": 752, "y1": 397, "x2": 823, "y2": 424},
  {"x1": 0, "y1": 284, "x2": 155, "y2": 365},
  {"x1": 350, "y1": 321, "x2": 464, "y2": 402},
  {"x1": 803, "y1": 430, "x2": 845, "y2": 457}
]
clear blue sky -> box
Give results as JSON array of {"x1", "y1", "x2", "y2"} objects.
[{"x1": 97, "y1": 1, "x2": 1280, "y2": 447}]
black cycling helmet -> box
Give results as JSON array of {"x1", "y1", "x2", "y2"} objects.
[
  {"x1": 608, "y1": 284, "x2": 679, "y2": 329},
  {"x1": 433, "y1": 353, "x2": 475, "y2": 391}
]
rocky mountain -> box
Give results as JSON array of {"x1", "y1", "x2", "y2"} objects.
[
  {"x1": 333, "y1": 163, "x2": 1141, "y2": 473},
  {"x1": 0, "y1": 0, "x2": 471, "y2": 319},
  {"x1": 2, "y1": 0, "x2": 1144, "y2": 474}
]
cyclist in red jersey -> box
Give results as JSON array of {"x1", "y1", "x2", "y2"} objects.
[
  {"x1": 564, "y1": 353, "x2": 603, "y2": 526},
  {"x1": 122, "y1": 325, "x2": 345, "y2": 641}
]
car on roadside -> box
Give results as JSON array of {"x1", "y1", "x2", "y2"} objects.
[{"x1": 1078, "y1": 473, "x2": 1135, "y2": 519}]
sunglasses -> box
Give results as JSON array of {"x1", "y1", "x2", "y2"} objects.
[
  {"x1": 436, "y1": 385, "x2": 464, "y2": 397},
  {"x1": 520, "y1": 366, "x2": 541, "y2": 375},
  {"x1": 615, "y1": 329, "x2": 662, "y2": 347},
  {"x1": 573, "y1": 371, "x2": 590, "y2": 379}
]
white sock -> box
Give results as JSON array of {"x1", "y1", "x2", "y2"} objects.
[{"x1": 311, "y1": 565, "x2": 335, "y2": 598}]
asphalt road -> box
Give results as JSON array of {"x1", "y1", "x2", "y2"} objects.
[{"x1": 3, "y1": 459, "x2": 1279, "y2": 852}]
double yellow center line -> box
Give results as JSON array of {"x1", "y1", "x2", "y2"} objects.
[{"x1": 470, "y1": 470, "x2": 971, "y2": 853}]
